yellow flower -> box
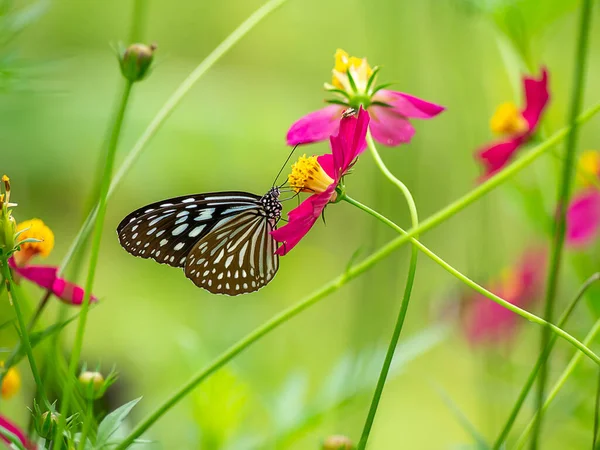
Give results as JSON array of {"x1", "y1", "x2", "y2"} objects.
[
  {"x1": 331, "y1": 49, "x2": 373, "y2": 93},
  {"x1": 490, "y1": 102, "x2": 528, "y2": 135},
  {"x1": 288, "y1": 155, "x2": 334, "y2": 194},
  {"x1": 1, "y1": 363, "x2": 21, "y2": 399},
  {"x1": 577, "y1": 150, "x2": 600, "y2": 186},
  {"x1": 13, "y1": 218, "x2": 55, "y2": 266}
]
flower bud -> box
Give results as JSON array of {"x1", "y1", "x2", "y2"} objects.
[
  {"x1": 79, "y1": 370, "x2": 105, "y2": 400},
  {"x1": 0, "y1": 175, "x2": 16, "y2": 253},
  {"x1": 322, "y1": 435, "x2": 354, "y2": 450},
  {"x1": 119, "y1": 43, "x2": 157, "y2": 82},
  {"x1": 38, "y1": 411, "x2": 59, "y2": 439}
]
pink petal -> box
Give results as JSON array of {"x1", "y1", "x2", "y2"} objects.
[
  {"x1": 9, "y1": 258, "x2": 57, "y2": 291},
  {"x1": 271, "y1": 189, "x2": 333, "y2": 255},
  {"x1": 566, "y1": 189, "x2": 600, "y2": 248},
  {"x1": 317, "y1": 153, "x2": 336, "y2": 180},
  {"x1": 464, "y1": 289, "x2": 520, "y2": 345},
  {"x1": 374, "y1": 90, "x2": 446, "y2": 119},
  {"x1": 0, "y1": 414, "x2": 35, "y2": 449},
  {"x1": 464, "y1": 249, "x2": 545, "y2": 346},
  {"x1": 476, "y1": 137, "x2": 524, "y2": 180},
  {"x1": 329, "y1": 107, "x2": 370, "y2": 175},
  {"x1": 8, "y1": 258, "x2": 97, "y2": 306},
  {"x1": 286, "y1": 105, "x2": 344, "y2": 145},
  {"x1": 52, "y1": 277, "x2": 98, "y2": 305},
  {"x1": 368, "y1": 105, "x2": 416, "y2": 146},
  {"x1": 521, "y1": 67, "x2": 550, "y2": 131}
]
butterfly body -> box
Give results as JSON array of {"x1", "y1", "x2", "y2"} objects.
[{"x1": 117, "y1": 188, "x2": 282, "y2": 295}]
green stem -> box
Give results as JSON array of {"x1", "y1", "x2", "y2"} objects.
[
  {"x1": 492, "y1": 273, "x2": 600, "y2": 449},
  {"x1": 127, "y1": 0, "x2": 149, "y2": 43},
  {"x1": 357, "y1": 131, "x2": 419, "y2": 449},
  {"x1": 54, "y1": 80, "x2": 134, "y2": 449},
  {"x1": 533, "y1": 1, "x2": 593, "y2": 447},
  {"x1": 27, "y1": 290, "x2": 51, "y2": 331},
  {"x1": 594, "y1": 369, "x2": 600, "y2": 449},
  {"x1": 78, "y1": 400, "x2": 93, "y2": 450},
  {"x1": 55, "y1": 0, "x2": 290, "y2": 278},
  {"x1": 515, "y1": 317, "x2": 600, "y2": 449},
  {"x1": 0, "y1": 257, "x2": 47, "y2": 406},
  {"x1": 341, "y1": 195, "x2": 600, "y2": 365}
]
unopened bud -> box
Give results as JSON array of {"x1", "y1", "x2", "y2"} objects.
[
  {"x1": 38, "y1": 411, "x2": 59, "y2": 439},
  {"x1": 322, "y1": 435, "x2": 354, "y2": 450},
  {"x1": 119, "y1": 42, "x2": 157, "y2": 82},
  {"x1": 79, "y1": 370, "x2": 105, "y2": 400},
  {"x1": 0, "y1": 176, "x2": 16, "y2": 252}
]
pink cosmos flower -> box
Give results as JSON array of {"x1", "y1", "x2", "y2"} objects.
[
  {"x1": 476, "y1": 68, "x2": 550, "y2": 179},
  {"x1": 0, "y1": 414, "x2": 36, "y2": 449},
  {"x1": 462, "y1": 249, "x2": 546, "y2": 346},
  {"x1": 10, "y1": 219, "x2": 97, "y2": 305},
  {"x1": 287, "y1": 49, "x2": 444, "y2": 147},
  {"x1": 272, "y1": 108, "x2": 370, "y2": 255},
  {"x1": 566, "y1": 151, "x2": 600, "y2": 248}
]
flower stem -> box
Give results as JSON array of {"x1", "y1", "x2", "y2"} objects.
[
  {"x1": 357, "y1": 131, "x2": 419, "y2": 449},
  {"x1": 492, "y1": 273, "x2": 600, "y2": 449},
  {"x1": 532, "y1": 1, "x2": 594, "y2": 447},
  {"x1": 515, "y1": 316, "x2": 600, "y2": 449},
  {"x1": 341, "y1": 195, "x2": 600, "y2": 365},
  {"x1": 0, "y1": 256, "x2": 47, "y2": 407},
  {"x1": 77, "y1": 400, "x2": 93, "y2": 450},
  {"x1": 55, "y1": 0, "x2": 290, "y2": 278},
  {"x1": 594, "y1": 370, "x2": 600, "y2": 449},
  {"x1": 54, "y1": 79, "x2": 134, "y2": 449}
]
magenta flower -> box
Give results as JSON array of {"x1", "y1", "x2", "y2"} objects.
[
  {"x1": 0, "y1": 414, "x2": 36, "y2": 449},
  {"x1": 286, "y1": 49, "x2": 444, "y2": 147},
  {"x1": 476, "y1": 68, "x2": 550, "y2": 179},
  {"x1": 272, "y1": 108, "x2": 370, "y2": 255},
  {"x1": 10, "y1": 219, "x2": 97, "y2": 305},
  {"x1": 462, "y1": 249, "x2": 546, "y2": 346}
]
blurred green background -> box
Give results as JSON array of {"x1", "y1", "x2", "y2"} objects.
[{"x1": 2, "y1": 0, "x2": 600, "y2": 448}]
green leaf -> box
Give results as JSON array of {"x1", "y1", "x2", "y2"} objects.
[
  {"x1": 3, "y1": 306, "x2": 92, "y2": 371},
  {"x1": 95, "y1": 397, "x2": 142, "y2": 448},
  {"x1": 0, "y1": 426, "x2": 27, "y2": 450},
  {"x1": 431, "y1": 382, "x2": 490, "y2": 449}
]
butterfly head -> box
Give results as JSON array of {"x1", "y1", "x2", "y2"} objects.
[{"x1": 262, "y1": 187, "x2": 282, "y2": 220}]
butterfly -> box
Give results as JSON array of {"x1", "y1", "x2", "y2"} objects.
[{"x1": 117, "y1": 188, "x2": 283, "y2": 296}]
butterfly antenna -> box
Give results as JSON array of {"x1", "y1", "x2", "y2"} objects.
[{"x1": 273, "y1": 145, "x2": 299, "y2": 188}]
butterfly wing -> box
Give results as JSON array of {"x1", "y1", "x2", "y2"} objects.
[
  {"x1": 117, "y1": 192, "x2": 264, "y2": 268},
  {"x1": 184, "y1": 210, "x2": 279, "y2": 295}
]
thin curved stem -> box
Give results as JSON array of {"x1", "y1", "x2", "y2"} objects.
[
  {"x1": 533, "y1": 2, "x2": 594, "y2": 446},
  {"x1": 493, "y1": 273, "x2": 600, "y2": 449},
  {"x1": 56, "y1": 0, "x2": 290, "y2": 277},
  {"x1": 341, "y1": 195, "x2": 600, "y2": 366},
  {"x1": 515, "y1": 316, "x2": 600, "y2": 449},
  {"x1": 357, "y1": 131, "x2": 419, "y2": 449},
  {"x1": 0, "y1": 256, "x2": 47, "y2": 407},
  {"x1": 54, "y1": 80, "x2": 134, "y2": 450}
]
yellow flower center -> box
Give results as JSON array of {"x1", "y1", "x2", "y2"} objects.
[
  {"x1": 288, "y1": 155, "x2": 334, "y2": 194},
  {"x1": 13, "y1": 218, "x2": 55, "y2": 266},
  {"x1": 331, "y1": 48, "x2": 373, "y2": 93},
  {"x1": 577, "y1": 150, "x2": 600, "y2": 185},
  {"x1": 1, "y1": 362, "x2": 20, "y2": 399},
  {"x1": 490, "y1": 102, "x2": 528, "y2": 135}
]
